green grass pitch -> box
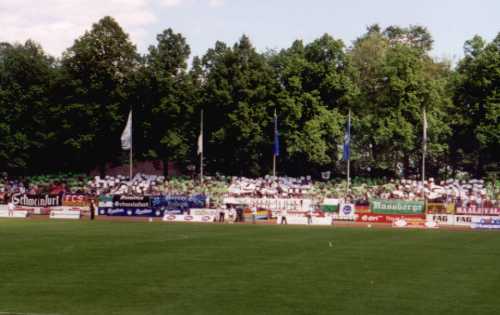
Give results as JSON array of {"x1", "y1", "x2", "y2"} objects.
[{"x1": 1, "y1": 219, "x2": 500, "y2": 315}]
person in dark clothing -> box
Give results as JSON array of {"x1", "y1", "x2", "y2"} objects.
[{"x1": 90, "y1": 199, "x2": 96, "y2": 221}]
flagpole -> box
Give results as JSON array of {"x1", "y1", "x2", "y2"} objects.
[
  {"x1": 422, "y1": 107, "x2": 427, "y2": 184},
  {"x1": 273, "y1": 109, "x2": 277, "y2": 177},
  {"x1": 129, "y1": 110, "x2": 133, "y2": 181},
  {"x1": 273, "y1": 155, "x2": 276, "y2": 177},
  {"x1": 346, "y1": 109, "x2": 351, "y2": 196},
  {"x1": 200, "y1": 109, "x2": 204, "y2": 184}
]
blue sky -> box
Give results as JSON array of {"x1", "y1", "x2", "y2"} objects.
[{"x1": 1, "y1": 0, "x2": 498, "y2": 63}]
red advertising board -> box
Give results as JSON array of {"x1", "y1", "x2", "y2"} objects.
[
  {"x1": 62, "y1": 194, "x2": 91, "y2": 207},
  {"x1": 355, "y1": 213, "x2": 425, "y2": 223},
  {"x1": 456, "y1": 206, "x2": 500, "y2": 216}
]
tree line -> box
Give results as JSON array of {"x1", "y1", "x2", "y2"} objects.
[{"x1": 0, "y1": 17, "x2": 498, "y2": 178}]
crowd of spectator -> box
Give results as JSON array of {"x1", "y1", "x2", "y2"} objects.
[{"x1": 0, "y1": 172, "x2": 498, "y2": 207}]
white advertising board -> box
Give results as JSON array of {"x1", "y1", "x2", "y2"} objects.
[
  {"x1": 426, "y1": 214, "x2": 493, "y2": 226},
  {"x1": 223, "y1": 197, "x2": 312, "y2": 211},
  {"x1": 190, "y1": 209, "x2": 218, "y2": 216},
  {"x1": 283, "y1": 215, "x2": 332, "y2": 226},
  {"x1": 162, "y1": 214, "x2": 215, "y2": 223},
  {"x1": 0, "y1": 209, "x2": 29, "y2": 218},
  {"x1": 49, "y1": 210, "x2": 81, "y2": 220}
]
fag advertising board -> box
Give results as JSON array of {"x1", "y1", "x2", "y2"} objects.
[{"x1": 425, "y1": 214, "x2": 495, "y2": 226}]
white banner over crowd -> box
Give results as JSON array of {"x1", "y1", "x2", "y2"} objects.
[{"x1": 223, "y1": 197, "x2": 313, "y2": 212}]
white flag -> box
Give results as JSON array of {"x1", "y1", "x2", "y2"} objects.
[
  {"x1": 121, "y1": 111, "x2": 132, "y2": 150},
  {"x1": 197, "y1": 132, "x2": 203, "y2": 155}
]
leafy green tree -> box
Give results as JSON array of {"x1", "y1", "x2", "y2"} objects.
[
  {"x1": 452, "y1": 34, "x2": 500, "y2": 176},
  {"x1": 60, "y1": 16, "x2": 139, "y2": 174},
  {"x1": 383, "y1": 25, "x2": 434, "y2": 53},
  {"x1": 201, "y1": 36, "x2": 278, "y2": 176},
  {"x1": 270, "y1": 34, "x2": 357, "y2": 175},
  {"x1": 142, "y1": 28, "x2": 195, "y2": 174},
  {"x1": 349, "y1": 25, "x2": 452, "y2": 178},
  {"x1": 0, "y1": 40, "x2": 57, "y2": 174}
]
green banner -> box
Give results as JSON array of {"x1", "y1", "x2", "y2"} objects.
[
  {"x1": 370, "y1": 199, "x2": 424, "y2": 215},
  {"x1": 321, "y1": 204, "x2": 339, "y2": 212}
]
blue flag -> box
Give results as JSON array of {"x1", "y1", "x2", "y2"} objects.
[
  {"x1": 343, "y1": 112, "x2": 351, "y2": 161},
  {"x1": 273, "y1": 110, "x2": 280, "y2": 157}
]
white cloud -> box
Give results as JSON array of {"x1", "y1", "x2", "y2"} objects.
[
  {"x1": 208, "y1": 0, "x2": 224, "y2": 7},
  {"x1": 0, "y1": 0, "x2": 157, "y2": 57},
  {"x1": 159, "y1": 0, "x2": 182, "y2": 7},
  {"x1": 159, "y1": 0, "x2": 225, "y2": 8},
  {"x1": 0, "y1": 0, "x2": 227, "y2": 57}
]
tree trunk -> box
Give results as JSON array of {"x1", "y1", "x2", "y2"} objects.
[{"x1": 163, "y1": 159, "x2": 169, "y2": 178}]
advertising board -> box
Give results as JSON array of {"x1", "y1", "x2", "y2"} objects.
[
  {"x1": 471, "y1": 218, "x2": 500, "y2": 229},
  {"x1": 356, "y1": 213, "x2": 425, "y2": 223},
  {"x1": 426, "y1": 202, "x2": 455, "y2": 214},
  {"x1": 162, "y1": 214, "x2": 215, "y2": 223},
  {"x1": 392, "y1": 218, "x2": 438, "y2": 229},
  {"x1": 223, "y1": 197, "x2": 312, "y2": 211},
  {"x1": 426, "y1": 214, "x2": 495, "y2": 226},
  {"x1": 49, "y1": 210, "x2": 81, "y2": 220},
  {"x1": 112, "y1": 195, "x2": 150, "y2": 208},
  {"x1": 190, "y1": 208, "x2": 218, "y2": 216},
  {"x1": 456, "y1": 206, "x2": 500, "y2": 216},
  {"x1": 11, "y1": 193, "x2": 62, "y2": 207},
  {"x1": 338, "y1": 204, "x2": 355, "y2": 219},
  {"x1": 370, "y1": 199, "x2": 424, "y2": 215},
  {"x1": 283, "y1": 213, "x2": 332, "y2": 225},
  {"x1": 151, "y1": 195, "x2": 206, "y2": 211},
  {"x1": 98, "y1": 207, "x2": 163, "y2": 217},
  {"x1": 0, "y1": 205, "x2": 29, "y2": 218},
  {"x1": 62, "y1": 194, "x2": 89, "y2": 207},
  {"x1": 425, "y1": 214, "x2": 454, "y2": 225}
]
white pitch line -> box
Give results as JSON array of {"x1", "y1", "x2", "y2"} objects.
[{"x1": 0, "y1": 312, "x2": 61, "y2": 315}]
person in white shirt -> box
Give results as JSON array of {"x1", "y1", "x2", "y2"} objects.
[
  {"x1": 7, "y1": 201, "x2": 15, "y2": 216},
  {"x1": 280, "y1": 209, "x2": 288, "y2": 224}
]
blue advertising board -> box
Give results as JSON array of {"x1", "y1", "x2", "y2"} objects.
[
  {"x1": 98, "y1": 207, "x2": 164, "y2": 217},
  {"x1": 150, "y1": 195, "x2": 206, "y2": 211}
]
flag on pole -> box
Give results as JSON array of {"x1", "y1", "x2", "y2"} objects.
[
  {"x1": 273, "y1": 110, "x2": 280, "y2": 157},
  {"x1": 121, "y1": 111, "x2": 132, "y2": 150},
  {"x1": 197, "y1": 132, "x2": 203, "y2": 155},
  {"x1": 343, "y1": 111, "x2": 351, "y2": 161}
]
